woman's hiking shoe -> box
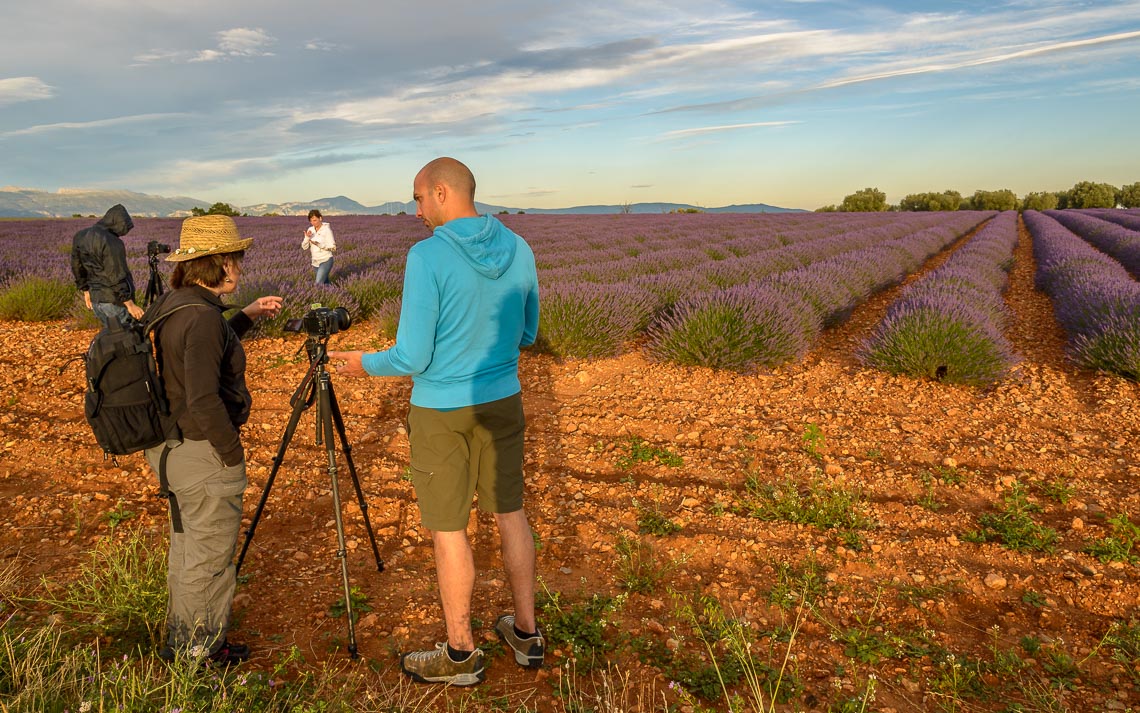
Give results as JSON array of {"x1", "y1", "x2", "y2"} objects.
[
  {"x1": 400, "y1": 643, "x2": 485, "y2": 686},
  {"x1": 208, "y1": 640, "x2": 251, "y2": 666},
  {"x1": 494, "y1": 614, "x2": 544, "y2": 669},
  {"x1": 157, "y1": 640, "x2": 250, "y2": 667}
]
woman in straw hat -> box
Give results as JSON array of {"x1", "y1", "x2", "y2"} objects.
[{"x1": 145, "y1": 214, "x2": 282, "y2": 666}]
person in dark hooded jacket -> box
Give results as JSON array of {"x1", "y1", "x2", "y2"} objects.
[{"x1": 70, "y1": 203, "x2": 145, "y2": 328}]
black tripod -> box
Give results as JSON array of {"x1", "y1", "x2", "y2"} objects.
[
  {"x1": 143, "y1": 250, "x2": 165, "y2": 307},
  {"x1": 235, "y1": 334, "x2": 383, "y2": 659}
]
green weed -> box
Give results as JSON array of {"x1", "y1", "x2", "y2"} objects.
[
  {"x1": 614, "y1": 535, "x2": 679, "y2": 594},
  {"x1": 328, "y1": 586, "x2": 371, "y2": 623},
  {"x1": 103, "y1": 499, "x2": 135, "y2": 531},
  {"x1": 743, "y1": 475, "x2": 875, "y2": 548},
  {"x1": 1105, "y1": 619, "x2": 1140, "y2": 685},
  {"x1": 538, "y1": 584, "x2": 623, "y2": 670},
  {"x1": 768, "y1": 557, "x2": 829, "y2": 610},
  {"x1": 633, "y1": 497, "x2": 682, "y2": 537},
  {"x1": 801, "y1": 423, "x2": 825, "y2": 461},
  {"x1": 616, "y1": 437, "x2": 683, "y2": 470},
  {"x1": 34, "y1": 526, "x2": 167, "y2": 644},
  {"x1": 1084, "y1": 512, "x2": 1139, "y2": 564},
  {"x1": 962, "y1": 482, "x2": 1058, "y2": 552}
]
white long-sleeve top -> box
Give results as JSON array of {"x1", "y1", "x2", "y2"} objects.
[{"x1": 302, "y1": 221, "x2": 336, "y2": 266}]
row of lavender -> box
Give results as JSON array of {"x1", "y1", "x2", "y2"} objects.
[
  {"x1": 636, "y1": 213, "x2": 993, "y2": 370},
  {"x1": 1023, "y1": 211, "x2": 1140, "y2": 379},
  {"x1": 1044, "y1": 210, "x2": 1140, "y2": 278},
  {"x1": 859, "y1": 211, "x2": 1018, "y2": 385}
]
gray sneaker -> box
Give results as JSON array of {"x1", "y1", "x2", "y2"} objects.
[
  {"x1": 400, "y1": 643, "x2": 485, "y2": 686},
  {"x1": 494, "y1": 614, "x2": 544, "y2": 669}
]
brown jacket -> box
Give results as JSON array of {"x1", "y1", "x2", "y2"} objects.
[{"x1": 149, "y1": 286, "x2": 254, "y2": 466}]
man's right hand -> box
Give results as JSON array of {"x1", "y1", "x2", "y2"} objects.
[
  {"x1": 83, "y1": 291, "x2": 92, "y2": 309},
  {"x1": 124, "y1": 300, "x2": 145, "y2": 320},
  {"x1": 327, "y1": 350, "x2": 367, "y2": 378}
]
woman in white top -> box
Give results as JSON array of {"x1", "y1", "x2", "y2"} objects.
[{"x1": 302, "y1": 209, "x2": 336, "y2": 284}]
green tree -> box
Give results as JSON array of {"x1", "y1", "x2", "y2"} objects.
[
  {"x1": 900, "y1": 190, "x2": 961, "y2": 211},
  {"x1": 969, "y1": 189, "x2": 1018, "y2": 211},
  {"x1": 1021, "y1": 191, "x2": 1059, "y2": 211},
  {"x1": 1063, "y1": 181, "x2": 1117, "y2": 209},
  {"x1": 1118, "y1": 182, "x2": 1140, "y2": 208},
  {"x1": 191, "y1": 202, "x2": 242, "y2": 217},
  {"x1": 840, "y1": 187, "x2": 888, "y2": 212}
]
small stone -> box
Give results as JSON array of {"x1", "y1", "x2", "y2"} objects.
[
  {"x1": 941, "y1": 457, "x2": 957, "y2": 468},
  {"x1": 984, "y1": 572, "x2": 1007, "y2": 590},
  {"x1": 1071, "y1": 517, "x2": 1085, "y2": 530},
  {"x1": 824, "y1": 463, "x2": 842, "y2": 476}
]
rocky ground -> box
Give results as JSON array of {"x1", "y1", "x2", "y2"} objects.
[{"x1": 1, "y1": 218, "x2": 1138, "y2": 712}]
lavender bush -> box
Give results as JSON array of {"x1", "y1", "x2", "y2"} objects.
[
  {"x1": 537, "y1": 282, "x2": 656, "y2": 358},
  {"x1": 0, "y1": 276, "x2": 76, "y2": 321},
  {"x1": 1024, "y1": 210, "x2": 1140, "y2": 379},
  {"x1": 646, "y1": 284, "x2": 809, "y2": 371},
  {"x1": 859, "y1": 212, "x2": 1018, "y2": 385}
]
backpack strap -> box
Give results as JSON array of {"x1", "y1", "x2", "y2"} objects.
[
  {"x1": 156, "y1": 444, "x2": 183, "y2": 533},
  {"x1": 145, "y1": 301, "x2": 222, "y2": 431}
]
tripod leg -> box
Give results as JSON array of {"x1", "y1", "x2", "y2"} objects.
[
  {"x1": 327, "y1": 381, "x2": 384, "y2": 573},
  {"x1": 235, "y1": 372, "x2": 314, "y2": 574},
  {"x1": 319, "y1": 370, "x2": 360, "y2": 658}
]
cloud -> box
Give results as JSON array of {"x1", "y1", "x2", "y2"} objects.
[
  {"x1": 0, "y1": 77, "x2": 54, "y2": 105},
  {"x1": 191, "y1": 27, "x2": 276, "y2": 62},
  {"x1": 1, "y1": 113, "x2": 191, "y2": 138},
  {"x1": 817, "y1": 29, "x2": 1140, "y2": 90},
  {"x1": 134, "y1": 27, "x2": 277, "y2": 64},
  {"x1": 660, "y1": 120, "x2": 799, "y2": 139}
]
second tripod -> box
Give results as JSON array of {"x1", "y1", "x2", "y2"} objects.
[
  {"x1": 143, "y1": 240, "x2": 169, "y2": 307},
  {"x1": 236, "y1": 333, "x2": 383, "y2": 659}
]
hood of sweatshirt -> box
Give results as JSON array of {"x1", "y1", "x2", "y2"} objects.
[
  {"x1": 434, "y1": 215, "x2": 516, "y2": 279},
  {"x1": 98, "y1": 204, "x2": 134, "y2": 237}
]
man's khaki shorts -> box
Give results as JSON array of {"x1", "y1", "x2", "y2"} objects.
[{"x1": 407, "y1": 392, "x2": 525, "y2": 531}]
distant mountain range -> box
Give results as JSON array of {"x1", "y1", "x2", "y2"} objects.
[{"x1": 0, "y1": 187, "x2": 805, "y2": 218}]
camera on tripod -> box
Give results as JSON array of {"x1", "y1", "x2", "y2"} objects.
[
  {"x1": 147, "y1": 240, "x2": 171, "y2": 257},
  {"x1": 284, "y1": 304, "x2": 352, "y2": 338}
]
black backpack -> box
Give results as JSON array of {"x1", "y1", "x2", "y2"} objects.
[{"x1": 82, "y1": 304, "x2": 207, "y2": 456}]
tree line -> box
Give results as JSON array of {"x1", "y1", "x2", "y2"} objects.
[{"x1": 818, "y1": 181, "x2": 1140, "y2": 212}]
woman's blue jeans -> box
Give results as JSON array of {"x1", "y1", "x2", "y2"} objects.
[{"x1": 314, "y1": 258, "x2": 334, "y2": 285}]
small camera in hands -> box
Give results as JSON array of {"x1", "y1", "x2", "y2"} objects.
[
  {"x1": 284, "y1": 304, "x2": 352, "y2": 338},
  {"x1": 147, "y1": 240, "x2": 172, "y2": 257}
]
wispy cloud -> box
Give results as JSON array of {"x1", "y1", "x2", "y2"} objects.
[
  {"x1": 1, "y1": 113, "x2": 191, "y2": 138},
  {"x1": 817, "y1": 30, "x2": 1140, "y2": 90},
  {"x1": 0, "y1": 77, "x2": 53, "y2": 105},
  {"x1": 660, "y1": 120, "x2": 798, "y2": 139}
]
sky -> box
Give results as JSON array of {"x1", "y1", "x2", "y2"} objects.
[{"x1": 2, "y1": 1, "x2": 1138, "y2": 211}]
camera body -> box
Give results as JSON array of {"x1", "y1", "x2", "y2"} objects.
[
  {"x1": 147, "y1": 240, "x2": 171, "y2": 256},
  {"x1": 285, "y1": 305, "x2": 352, "y2": 338}
]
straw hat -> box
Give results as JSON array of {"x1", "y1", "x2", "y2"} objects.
[{"x1": 166, "y1": 214, "x2": 254, "y2": 262}]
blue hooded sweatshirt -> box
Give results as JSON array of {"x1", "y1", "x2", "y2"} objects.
[{"x1": 361, "y1": 214, "x2": 539, "y2": 408}]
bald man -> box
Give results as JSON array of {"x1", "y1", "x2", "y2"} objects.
[{"x1": 330, "y1": 157, "x2": 542, "y2": 685}]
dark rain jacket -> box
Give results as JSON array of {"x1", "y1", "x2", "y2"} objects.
[
  {"x1": 70, "y1": 204, "x2": 136, "y2": 305},
  {"x1": 147, "y1": 285, "x2": 255, "y2": 466}
]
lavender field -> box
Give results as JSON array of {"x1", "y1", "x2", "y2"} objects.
[{"x1": 2, "y1": 210, "x2": 1139, "y2": 380}]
